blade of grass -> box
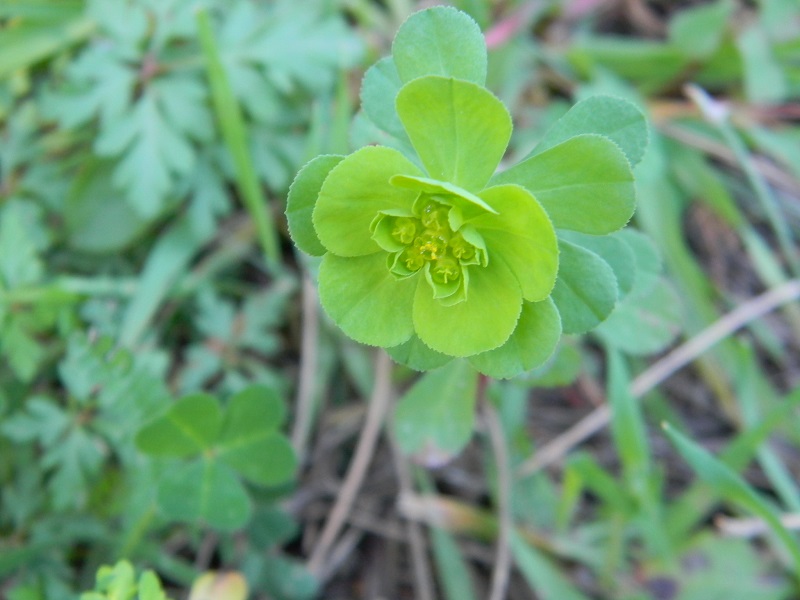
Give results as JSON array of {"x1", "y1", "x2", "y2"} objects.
[
  {"x1": 607, "y1": 350, "x2": 672, "y2": 560},
  {"x1": 195, "y1": 8, "x2": 280, "y2": 268},
  {"x1": 686, "y1": 84, "x2": 799, "y2": 276},
  {"x1": 510, "y1": 531, "x2": 591, "y2": 600},
  {"x1": 663, "y1": 422, "x2": 800, "y2": 577},
  {"x1": 414, "y1": 469, "x2": 479, "y2": 600},
  {"x1": 736, "y1": 344, "x2": 800, "y2": 512},
  {"x1": 667, "y1": 387, "x2": 800, "y2": 537},
  {"x1": 120, "y1": 217, "x2": 211, "y2": 347}
]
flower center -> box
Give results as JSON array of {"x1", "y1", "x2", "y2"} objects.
[{"x1": 371, "y1": 197, "x2": 486, "y2": 302}]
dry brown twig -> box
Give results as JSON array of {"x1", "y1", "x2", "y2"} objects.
[
  {"x1": 390, "y1": 438, "x2": 436, "y2": 600},
  {"x1": 307, "y1": 350, "x2": 394, "y2": 580},
  {"x1": 291, "y1": 274, "x2": 320, "y2": 459},
  {"x1": 717, "y1": 513, "x2": 800, "y2": 538},
  {"x1": 483, "y1": 398, "x2": 513, "y2": 600}
]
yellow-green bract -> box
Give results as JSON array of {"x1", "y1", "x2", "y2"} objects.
[{"x1": 286, "y1": 7, "x2": 646, "y2": 378}]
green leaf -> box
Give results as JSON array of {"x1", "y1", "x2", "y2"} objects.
[
  {"x1": 393, "y1": 360, "x2": 478, "y2": 460},
  {"x1": 560, "y1": 231, "x2": 636, "y2": 298},
  {"x1": 1, "y1": 320, "x2": 45, "y2": 382},
  {"x1": 595, "y1": 278, "x2": 683, "y2": 355},
  {"x1": 568, "y1": 37, "x2": 688, "y2": 93},
  {"x1": 668, "y1": 0, "x2": 734, "y2": 60},
  {"x1": 258, "y1": 555, "x2": 319, "y2": 600},
  {"x1": 314, "y1": 146, "x2": 422, "y2": 257},
  {"x1": 65, "y1": 160, "x2": 150, "y2": 253},
  {"x1": 529, "y1": 96, "x2": 648, "y2": 167},
  {"x1": 45, "y1": 420, "x2": 105, "y2": 510},
  {"x1": 87, "y1": 560, "x2": 136, "y2": 599},
  {"x1": 387, "y1": 335, "x2": 453, "y2": 371},
  {"x1": 470, "y1": 184, "x2": 558, "y2": 302},
  {"x1": 318, "y1": 253, "x2": 417, "y2": 348},
  {"x1": 430, "y1": 525, "x2": 479, "y2": 600},
  {"x1": 229, "y1": 3, "x2": 363, "y2": 96},
  {"x1": 492, "y1": 135, "x2": 635, "y2": 234},
  {"x1": 414, "y1": 254, "x2": 522, "y2": 357},
  {"x1": 217, "y1": 386, "x2": 297, "y2": 486},
  {"x1": 158, "y1": 459, "x2": 251, "y2": 531},
  {"x1": 520, "y1": 342, "x2": 582, "y2": 388},
  {"x1": 136, "y1": 394, "x2": 222, "y2": 457},
  {"x1": 0, "y1": 200, "x2": 45, "y2": 288},
  {"x1": 550, "y1": 240, "x2": 617, "y2": 334},
  {"x1": 654, "y1": 533, "x2": 792, "y2": 600},
  {"x1": 360, "y1": 57, "x2": 410, "y2": 141},
  {"x1": 1, "y1": 396, "x2": 104, "y2": 510},
  {"x1": 510, "y1": 531, "x2": 590, "y2": 600},
  {"x1": 396, "y1": 76, "x2": 511, "y2": 192},
  {"x1": 120, "y1": 217, "x2": 212, "y2": 347},
  {"x1": 138, "y1": 571, "x2": 171, "y2": 600},
  {"x1": 392, "y1": 6, "x2": 487, "y2": 85},
  {"x1": 664, "y1": 423, "x2": 800, "y2": 573},
  {"x1": 286, "y1": 155, "x2": 344, "y2": 256},
  {"x1": 469, "y1": 298, "x2": 561, "y2": 379},
  {"x1": 737, "y1": 22, "x2": 789, "y2": 104},
  {"x1": 616, "y1": 228, "x2": 661, "y2": 297},
  {"x1": 95, "y1": 78, "x2": 207, "y2": 218},
  {"x1": 0, "y1": 11, "x2": 93, "y2": 77}
]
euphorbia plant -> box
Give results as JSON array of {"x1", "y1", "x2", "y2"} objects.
[{"x1": 287, "y1": 7, "x2": 648, "y2": 378}]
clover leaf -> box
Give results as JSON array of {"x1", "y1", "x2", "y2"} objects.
[
  {"x1": 135, "y1": 385, "x2": 296, "y2": 530},
  {"x1": 286, "y1": 6, "x2": 648, "y2": 378}
]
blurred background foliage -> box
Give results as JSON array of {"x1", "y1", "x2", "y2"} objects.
[{"x1": 1, "y1": 0, "x2": 799, "y2": 598}]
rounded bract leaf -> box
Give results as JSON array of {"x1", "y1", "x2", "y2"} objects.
[
  {"x1": 360, "y1": 57, "x2": 409, "y2": 141},
  {"x1": 550, "y1": 240, "x2": 618, "y2": 334},
  {"x1": 387, "y1": 335, "x2": 453, "y2": 371},
  {"x1": 616, "y1": 228, "x2": 662, "y2": 297},
  {"x1": 319, "y1": 252, "x2": 417, "y2": 348},
  {"x1": 392, "y1": 6, "x2": 487, "y2": 85},
  {"x1": 314, "y1": 146, "x2": 422, "y2": 257},
  {"x1": 595, "y1": 277, "x2": 682, "y2": 355},
  {"x1": 469, "y1": 297, "x2": 562, "y2": 378},
  {"x1": 470, "y1": 184, "x2": 559, "y2": 302},
  {"x1": 396, "y1": 76, "x2": 511, "y2": 192},
  {"x1": 286, "y1": 155, "x2": 344, "y2": 256},
  {"x1": 529, "y1": 95, "x2": 648, "y2": 167},
  {"x1": 560, "y1": 230, "x2": 637, "y2": 298},
  {"x1": 492, "y1": 134, "x2": 635, "y2": 234},
  {"x1": 413, "y1": 257, "x2": 522, "y2": 357}
]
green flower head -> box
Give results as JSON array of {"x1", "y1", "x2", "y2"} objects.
[
  {"x1": 287, "y1": 7, "x2": 644, "y2": 377},
  {"x1": 291, "y1": 75, "x2": 558, "y2": 364}
]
